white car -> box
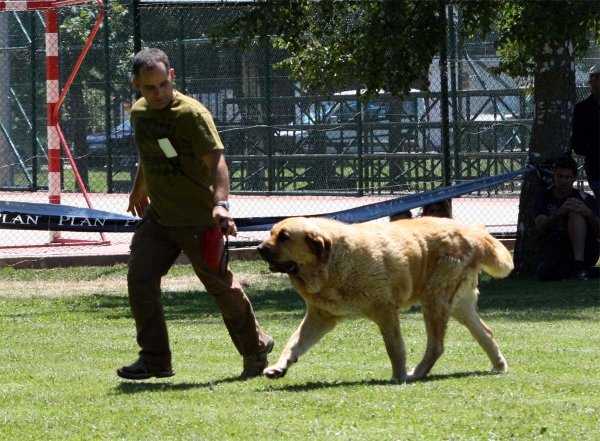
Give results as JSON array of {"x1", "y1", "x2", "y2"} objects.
[{"x1": 274, "y1": 89, "x2": 426, "y2": 155}]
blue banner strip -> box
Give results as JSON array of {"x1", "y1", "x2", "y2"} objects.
[
  {"x1": 0, "y1": 200, "x2": 139, "y2": 232},
  {"x1": 236, "y1": 167, "x2": 531, "y2": 231},
  {"x1": 0, "y1": 167, "x2": 531, "y2": 233}
]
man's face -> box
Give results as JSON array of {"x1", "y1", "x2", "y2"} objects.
[
  {"x1": 553, "y1": 167, "x2": 576, "y2": 193},
  {"x1": 132, "y1": 62, "x2": 175, "y2": 110}
]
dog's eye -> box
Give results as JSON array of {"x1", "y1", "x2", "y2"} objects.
[{"x1": 277, "y1": 230, "x2": 290, "y2": 242}]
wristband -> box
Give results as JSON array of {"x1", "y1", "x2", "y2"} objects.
[{"x1": 213, "y1": 201, "x2": 230, "y2": 210}]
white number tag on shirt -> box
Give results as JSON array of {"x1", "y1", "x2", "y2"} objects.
[{"x1": 158, "y1": 138, "x2": 178, "y2": 158}]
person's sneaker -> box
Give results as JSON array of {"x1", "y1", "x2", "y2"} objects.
[
  {"x1": 586, "y1": 266, "x2": 600, "y2": 279},
  {"x1": 240, "y1": 336, "x2": 275, "y2": 379},
  {"x1": 570, "y1": 266, "x2": 600, "y2": 281},
  {"x1": 117, "y1": 359, "x2": 175, "y2": 380},
  {"x1": 569, "y1": 267, "x2": 589, "y2": 281}
]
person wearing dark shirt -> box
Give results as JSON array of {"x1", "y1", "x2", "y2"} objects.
[
  {"x1": 534, "y1": 157, "x2": 600, "y2": 281},
  {"x1": 571, "y1": 63, "x2": 600, "y2": 200}
]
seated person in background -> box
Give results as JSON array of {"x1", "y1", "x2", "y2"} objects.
[
  {"x1": 389, "y1": 210, "x2": 413, "y2": 222},
  {"x1": 420, "y1": 199, "x2": 453, "y2": 218},
  {"x1": 534, "y1": 156, "x2": 600, "y2": 281}
]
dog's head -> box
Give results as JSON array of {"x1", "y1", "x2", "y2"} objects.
[{"x1": 257, "y1": 217, "x2": 333, "y2": 283}]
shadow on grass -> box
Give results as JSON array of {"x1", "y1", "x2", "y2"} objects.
[
  {"x1": 3, "y1": 275, "x2": 597, "y2": 323},
  {"x1": 246, "y1": 370, "x2": 495, "y2": 392},
  {"x1": 112, "y1": 370, "x2": 495, "y2": 394},
  {"x1": 113, "y1": 375, "x2": 244, "y2": 394},
  {"x1": 475, "y1": 275, "x2": 599, "y2": 319},
  {"x1": 110, "y1": 276, "x2": 596, "y2": 322}
]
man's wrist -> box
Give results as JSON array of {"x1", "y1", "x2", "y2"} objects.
[{"x1": 213, "y1": 200, "x2": 230, "y2": 210}]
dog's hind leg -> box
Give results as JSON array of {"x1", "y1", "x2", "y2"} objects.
[
  {"x1": 373, "y1": 311, "x2": 407, "y2": 382},
  {"x1": 450, "y1": 276, "x2": 508, "y2": 373},
  {"x1": 263, "y1": 306, "x2": 338, "y2": 379},
  {"x1": 407, "y1": 295, "x2": 451, "y2": 381}
]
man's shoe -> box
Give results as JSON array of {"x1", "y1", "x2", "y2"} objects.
[
  {"x1": 570, "y1": 266, "x2": 600, "y2": 281},
  {"x1": 569, "y1": 268, "x2": 588, "y2": 281},
  {"x1": 586, "y1": 266, "x2": 600, "y2": 279},
  {"x1": 117, "y1": 359, "x2": 175, "y2": 380},
  {"x1": 240, "y1": 336, "x2": 275, "y2": 379}
]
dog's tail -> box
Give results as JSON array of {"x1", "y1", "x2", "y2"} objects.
[{"x1": 469, "y1": 224, "x2": 514, "y2": 278}]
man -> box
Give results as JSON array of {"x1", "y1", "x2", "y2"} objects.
[
  {"x1": 571, "y1": 63, "x2": 599, "y2": 200},
  {"x1": 117, "y1": 48, "x2": 273, "y2": 380},
  {"x1": 534, "y1": 156, "x2": 600, "y2": 281}
]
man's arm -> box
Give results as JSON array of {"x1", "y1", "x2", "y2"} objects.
[
  {"x1": 203, "y1": 149, "x2": 236, "y2": 236},
  {"x1": 535, "y1": 212, "x2": 563, "y2": 235},
  {"x1": 584, "y1": 211, "x2": 600, "y2": 239},
  {"x1": 567, "y1": 197, "x2": 600, "y2": 238},
  {"x1": 536, "y1": 197, "x2": 600, "y2": 238},
  {"x1": 127, "y1": 164, "x2": 149, "y2": 218}
]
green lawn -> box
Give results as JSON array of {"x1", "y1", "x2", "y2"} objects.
[
  {"x1": 0, "y1": 262, "x2": 598, "y2": 440},
  {"x1": 62, "y1": 168, "x2": 135, "y2": 193}
]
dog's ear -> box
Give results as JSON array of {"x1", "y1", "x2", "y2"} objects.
[{"x1": 305, "y1": 230, "x2": 332, "y2": 264}]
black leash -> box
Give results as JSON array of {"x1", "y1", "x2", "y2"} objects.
[{"x1": 219, "y1": 217, "x2": 232, "y2": 276}]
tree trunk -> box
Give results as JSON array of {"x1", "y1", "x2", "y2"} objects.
[{"x1": 513, "y1": 40, "x2": 576, "y2": 275}]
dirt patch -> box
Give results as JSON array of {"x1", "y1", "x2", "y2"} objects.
[{"x1": 0, "y1": 271, "x2": 283, "y2": 298}]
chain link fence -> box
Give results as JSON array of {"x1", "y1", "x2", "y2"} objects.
[{"x1": 0, "y1": 1, "x2": 598, "y2": 253}]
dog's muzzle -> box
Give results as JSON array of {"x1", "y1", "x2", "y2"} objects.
[{"x1": 257, "y1": 244, "x2": 299, "y2": 274}]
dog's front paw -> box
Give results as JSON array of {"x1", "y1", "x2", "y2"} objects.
[
  {"x1": 263, "y1": 365, "x2": 288, "y2": 379},
  {"x1": 491, "y1": 357, "x2": 508, "y2": 373},
  {"x1": 404, "y1": 368, "x2": 426, "y2": 383},
  {"x1": 390, "y1": 376, "x2": 407, "y2": 384}
]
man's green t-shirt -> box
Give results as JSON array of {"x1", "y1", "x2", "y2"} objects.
[{"x1": 130, "y1": 92, "x2": 224, "y2": 227}]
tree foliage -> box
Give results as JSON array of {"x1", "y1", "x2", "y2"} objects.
[
  {"x1": 211, "y1": 0, "x2": 447, "y2": 99},
  {"x1": 460, "y1": 0, "x2": 599, "y2": 79},
  {"x1": 213, "y1": 0, "x2": 599, "y2": 94},
  {"x1": 60, "y1": 2, "x2": 133, "y2": 82}
]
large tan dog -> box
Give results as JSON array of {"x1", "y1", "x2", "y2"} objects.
[{"x1": 257, "y1": 216, "x2": 513, "y2": 382}]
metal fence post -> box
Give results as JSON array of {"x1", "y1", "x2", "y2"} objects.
[
  {"x1": 356, "y1": 86, "x2": 363, "y2": 196},
  {"x1": 104, "y1": 0, "x2": 113, "y2": 192},
  {"x1": 178, "y1": 9, "x2": 186, "y2": 94},
  {"x1": 132, "y1": 0, "x2": 141, "y2": 58},
  {"x1": 30, "y1": 12, "x2": 38, "y2": 189},
  {"x1": 439, "y1": 0, "x2": 451, "y2": 188},
  {"x1": 264, "y1": 43, "x2": 273, "y2": 192},
  {"x1": 448, "y1": 5, "x2": 459, "y2": 184}
]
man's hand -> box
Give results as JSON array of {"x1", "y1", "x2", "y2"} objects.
[
  {"x1": 213, "y1": 206, "x2": 237, "y2": 237},
  {"x1": 563, "y1": 198, "x2": 593, "y2": 218},
  {"x1": 127, "y1": 188, "x2": 149, "y2": 218}
]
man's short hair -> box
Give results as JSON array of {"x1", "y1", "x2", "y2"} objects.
[
  {"x1": 132, "y1": 48, "x2": 171, "y2": 78},
  {"x1": 554, "y1": 156, "x2": 578, "y2": 177}
]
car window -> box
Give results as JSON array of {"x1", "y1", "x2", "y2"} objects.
[
  {"x1": 110, "y1": 121, "x2": 133, "y2": 139},
  {"x1": 294, "y1": 95, "x2": 392, "y2": 125},
  {"x1": 366, "y1": 101, "x2": 388, "y2": 120}
]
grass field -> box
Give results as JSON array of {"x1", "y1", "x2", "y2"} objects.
[{"x1": 0, "y1": 261, "x2": 598, "y2": 440}]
